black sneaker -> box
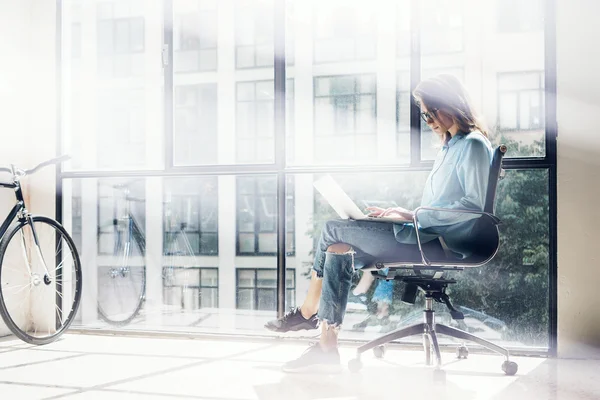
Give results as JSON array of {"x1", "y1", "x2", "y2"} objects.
[
  {"x1": 347, "y1": 292, "x2": 368, "y2": 311},
  {"x1": 282, "y1": 343, "x2": 342, "y2": 373},
  {"x1": 264, "y1": 307, "x2": 319, "y2": 333}
]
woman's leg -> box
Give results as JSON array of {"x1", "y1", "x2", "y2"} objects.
[
  {"x1": 282, "y1": 220, "x2": 436, "y2": 372},
  {"x1": 265, "y1": 224, "x2": 355, "y2": 332},
  {"x1": 300, "y1": 243, "x2": 351, "y2": 319}
]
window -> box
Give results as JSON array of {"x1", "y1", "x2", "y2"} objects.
[
  {"x1": 314, "y1": 75, "x2": 377, "y2": 163},
  {"x1": 174, "y1": 0, "x2": 218, "y2": 72},
  {"x1": 163, "y1": 177, "x2": 218, "y2": 256},
  {"x1": 236, "y1": 80, "x2": 294, "y2": 164},
  {"x1": 497, "y1": 0, "x2": 544, "y2": 33},
  {"x1": 236, "y1": 268, "x2": 295, "y2": 311},
  {"x1": 396, "y1": 71, "x2": 411, "y2": 161},
  {"x1": 498, "y1": 72, "x2": 545, "y2": 132},
  {"x1": 97, "y1": 179, "x2": 146, "y2": 256},
  {"x1": 313, "y1": 0, "x2": 376, "y2": 63},
  {"x1": 97, "y1": 89, "x2": 146, "y2": 168},
  {"x1": 420, "y1": 0, "x2": 463, "y2": 55},
  {"x1": 96, "y1": 1, "x2": 145, "y2": 77},
  {"x1": 235, "y1": 0, "x2": 273, "y2": 68},
  {"x1": 163, "y1": 267, "x2": 218, "y2": 309},
  {"x1": 237, "y1": 176, "x2": 295, "y2": 256},
  {"x1": 174, "y1": 84, "x2": 218, "y2": 166}
]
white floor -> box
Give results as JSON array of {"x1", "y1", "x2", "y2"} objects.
[{"x1": 0, "y1": 334, "x2": 598, "y2": 400}]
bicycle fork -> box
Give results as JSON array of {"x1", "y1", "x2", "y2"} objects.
[{"x1": 19, "y1": 214, "x2": 53, "y2": 286}]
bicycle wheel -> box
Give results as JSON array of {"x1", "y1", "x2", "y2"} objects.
[
  {"x1": 97, "y1": 217, "x2": 146, "y2": 326},
  {"x1": 0, "y1": 216, "x2": 82, "y2": 345}
]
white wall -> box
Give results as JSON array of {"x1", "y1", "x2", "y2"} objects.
[
  {"x1": 0, "y1": 0, "x2": 57, "y2": 336},
  {"x1": 556, "y1": 0, "x2": 600, "y2": 359}
]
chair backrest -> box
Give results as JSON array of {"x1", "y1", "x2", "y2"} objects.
[
  {"x1": 467, "y1": 144, "x2": 507, "y2": 262},
  {"x1": 484, "y1": 145, "x2": 507, "y2": 214}
]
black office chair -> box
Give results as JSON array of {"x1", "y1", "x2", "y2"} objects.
[{"x1": 348, "y1": 145, "x2": 518, "y2": 379}]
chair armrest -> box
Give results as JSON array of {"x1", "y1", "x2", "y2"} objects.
[{"x1": 412, "y1": 206, "x2": 501, "y2": 266}]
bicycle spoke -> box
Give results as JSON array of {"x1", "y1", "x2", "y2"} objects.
[
  {"x1": 3, "y1": 281, "x2": 34, "y2": 296},
  {"x1": 55, "y1": 303, "x2": 65, "y2": 327}
]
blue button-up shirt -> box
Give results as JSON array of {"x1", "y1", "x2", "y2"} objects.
[{"x1": 394, "y1": 131, "x2": 493, "y2": 258}]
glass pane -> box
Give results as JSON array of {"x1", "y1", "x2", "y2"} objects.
[
  {"x1": 258, "y1": 233, "x2": 277, "y2": 253},
  {"x1": 236, "y1": 175, "x2": 291, "y2": 255},
  {"x1": 257, "y1": 270, "x2": 276, "y2": 288},
  {"x1": 64, "y1": 0, "x2": 159, "y2": 170},
  {"x1": 173, "y1": 84, "x2": 218, "y2": 166},
  {"x1": 238, "y1": 233, "x2": 255, "y2": 253},
  {"x1": 235, "y1": 81, "x2": 276, "y2": 163},
  {"x1": 201, "y1": 269, "x2": 219, "y2": 287},
  {"x1": 286, "y1": 269, "x2": 295, "y2": 288},
  {"x1": 163, "y1": 176, "x2": 218, "y2": 256},
  {"x1": 238, "y1": 270, "x2": 256, "y2": 287},
  {"x1": 235, "y1": 0, "x2": 274, "y2": 68},
  {"x1": 237, "y1": 289, "x2": 254, "y2": 310},
  {"x1": 420, "y1": 0, "x2": 545, "y2": 159},
  {"x1": 313, "y1": 0, "x2": 377, "y2": 63},
  {"x1": 201, "y1": 288, "x2": 219, "y2": 308},
  {"x1": 283, "y1": 169, "x2": 549, "y2": 349},
  {"x1": 311, "y1": 74, "x2": 383, "y2": 165},
  {"x1": 257, "y1": 289, "x2": 276, "y2": 311}
]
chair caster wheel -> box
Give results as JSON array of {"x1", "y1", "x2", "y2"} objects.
[
  {"x1": 502, "y1": 361, "x2": 518, "y2": 376},
  {"x1": 373, "y1": 345, "x2": 386, "y2": 359},
  {"x1": 433, "y1": 369, "x2": 446, "y2": 383},
  {"x1": 456, "y1": 345, "x2": 469, "y2": 359},
  {"x1": 348, "y1": 358, "x2": 363, "y2": 373}
]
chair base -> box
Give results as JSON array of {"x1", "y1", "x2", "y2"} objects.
[{"x1": 350, "y1": 297, "x2": 518, "y2": 375}]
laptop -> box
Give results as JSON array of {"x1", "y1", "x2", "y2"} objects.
[{"x1": 313, "y1": 175, "x2": 412, "y2": 224}]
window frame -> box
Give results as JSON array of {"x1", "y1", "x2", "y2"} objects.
[
  {"x1": 236, "y1": 175, "x2": 295, "y2": 257},
  {"x1": 312, "y1": 74, "x2": 378, "y2": 162},
  {"x1": 163, "y1": 176, "x2": 219, "y2": 257},
  {"x1": 497, "y1": 71, "x2": 545, "y2": 132}
]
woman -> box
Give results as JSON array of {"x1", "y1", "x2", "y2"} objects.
[{"x1": 266, "y1": 74, "x2": 494, "y2": 373}]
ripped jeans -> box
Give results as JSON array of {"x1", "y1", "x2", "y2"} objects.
[{"x1": 313, "y1": 219, "x2": 443, "y2": 327}]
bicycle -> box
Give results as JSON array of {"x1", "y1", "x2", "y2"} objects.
[
  {"x1": 0, "y1": 156, "x2": 82, "y2": 344},
  {"x1": 96, "y1": 180, "x2": 146, "y2": 326},
  {"x1": 97, "y1": 180, "x2": 210, "y2": 326}
]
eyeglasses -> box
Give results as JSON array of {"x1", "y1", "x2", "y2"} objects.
[{"x1": 420, "y1": 109, "x2": 438, "y2": 123}]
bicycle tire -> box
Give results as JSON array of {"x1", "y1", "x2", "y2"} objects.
[
  {"x1": 0, "y1": 216, "x2": 83, "y2": 345},
  {"x1": 97, "y1": 218, "x2": 146, "y2": 326}
]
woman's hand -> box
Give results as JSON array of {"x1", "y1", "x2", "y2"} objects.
[{"x1": 366, "y1": 206, "x2": 414, "y2": 221}]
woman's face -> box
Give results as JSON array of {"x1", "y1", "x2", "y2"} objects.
[{"x1": 419, "y1": 101, "x2": 455, "y2": 135}]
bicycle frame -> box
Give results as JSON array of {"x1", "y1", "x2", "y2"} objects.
[
  {"x1": 0, "y1": 176, "x2": 54, "y2": 282},
  {"x1": 0, "y1": 179, "x2": 28, "y2": 240}
]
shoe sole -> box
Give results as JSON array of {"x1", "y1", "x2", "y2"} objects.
[
  {"x1": 265, "y1": 325, "x2": 319, "y2": 333},
  {"x1": 282, "y1": 363, "x2": 343, "y2": 374}
]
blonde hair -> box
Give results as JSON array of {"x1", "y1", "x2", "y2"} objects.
[{"x1": 413, "y1": 74, "x2": 488, "y2": 144}]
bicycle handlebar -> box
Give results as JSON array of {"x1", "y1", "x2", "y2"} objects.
[
  {"x1": 0, "y1": 155, "x2": 71, "y2": 178},
  {"x1": 24, "y1": 155, "x2": 71, "y2": 175}
]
